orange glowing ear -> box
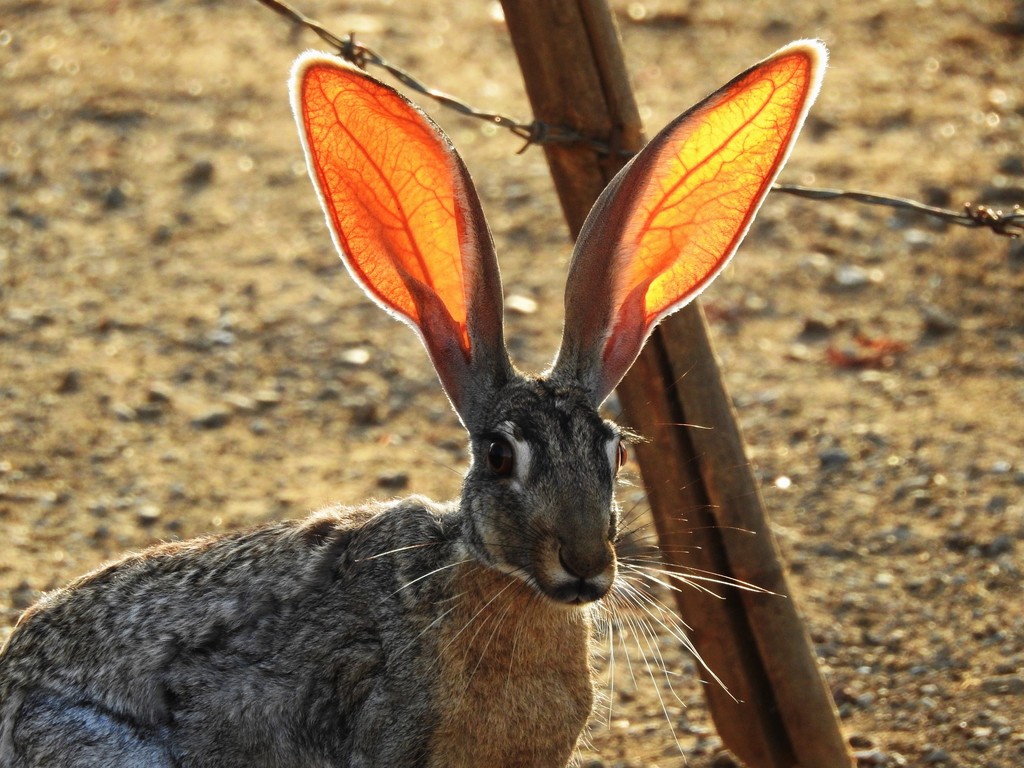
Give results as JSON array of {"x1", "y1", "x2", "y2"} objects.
[
  {"x1": 553, "y1": 40, "x2": 826, "y2": 404},
  {"x1": 291, "y1": 52, "x2": 510, "y2": 424}
]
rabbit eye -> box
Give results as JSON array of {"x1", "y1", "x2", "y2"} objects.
[
  {"x1": 615, "y1": 440, "x2": 627, "y2": 472},
  {"x1": 486, "y1": 438, "x2": 514, "y2": 477}
]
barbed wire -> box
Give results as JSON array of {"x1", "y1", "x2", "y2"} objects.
[
  {"x1": 257, "y1": 0, "x2": 1022, "y2": 240},
  {"x1": 257, "y1": 0, "x2": 559, "y2": 147},
  {"x1": 773, "y1": 186, "x2": 1022, "y2": 238}
]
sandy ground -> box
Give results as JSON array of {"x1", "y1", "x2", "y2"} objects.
[{"x1": 2, "y1": 1, "x2": 1023, "y2": 765}]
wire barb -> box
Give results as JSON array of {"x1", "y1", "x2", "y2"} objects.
[
  {"x1": 257, "y1": 0, "x2": 1022, "y2": 240},
  {"x1": 773, "y1": 185, "x2": 1023, "y2": 238},
  {"x1": 256, "y1": 0, "x2": 546, "y2": 143}
]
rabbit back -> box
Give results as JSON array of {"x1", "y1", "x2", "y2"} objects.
[{"x1": 0, "y1": 500, "x2": 463, "y2": 767}]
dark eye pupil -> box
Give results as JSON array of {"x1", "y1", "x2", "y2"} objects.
[{"x1": 486, "y1": 439, "x2": 514, "y2": 476}]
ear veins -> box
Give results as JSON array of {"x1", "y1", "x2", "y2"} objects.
[
  {"x1": 551, "y1": 42, "x2": 823, "y2": 406},
  {"x1": 613, "y1": 49, "x2": 814, "y2": 337},
  {"x1": 301, "y1": 63, "x2": 470, "y2": 355}
]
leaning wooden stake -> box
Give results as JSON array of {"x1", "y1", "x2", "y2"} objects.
[{"x1": 499, "y1": 2, "x2": 853, "y2": 766}]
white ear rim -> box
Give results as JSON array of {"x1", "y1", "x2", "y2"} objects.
[
  {"x1": 552, "y1": 39, "x2": 828, "y2": 405},
  {"x1": 634, "y1": 38, "x2": 827, "y2": 336},
  {"x1": 288, "y1": 51, "x2": 436, "y2": 342},
  {"x1": 289, "y1": 51, "x2": 511, "y2": 428}
]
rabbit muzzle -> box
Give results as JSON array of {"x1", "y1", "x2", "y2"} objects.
[
  {"x1": 557, "y1": 542, "x2": 617, "y2": 604},
  {"x1": 536, "y1": 532, "x2": 617, "y2": 605}
]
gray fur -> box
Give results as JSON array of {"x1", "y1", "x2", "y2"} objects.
[
  {"x1": 0, "y1": 53, "x2": 627, "y2": 768},
  {"x1": 0, "y1": 40, "x2": 821, "y2": 765},
  {"x1": 0, "y1": 378, "x2": 621, "y2": 768}
]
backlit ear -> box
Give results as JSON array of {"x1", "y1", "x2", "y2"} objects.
[
  {"x1": 290, "y1": 52, "x2": 511, "y2": 426},
  {"x1": 552, "y1": 40, "x2": 826, "y2": 405}
]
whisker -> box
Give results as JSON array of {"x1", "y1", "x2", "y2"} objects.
[
  {"x1": 613, "y1": 582, "x2": 688, "y2": 704},
  {"x1": 408, "y1": 445, "x2": 467, "y2": 480},
  {"x1": 619, "y1": 561, "x2": 723, "y2": 600},
  {"x1": 468, "y1": 583, "x2": 520, "y2": 679},
  {"x1": 615, "y1": 577, "x2": 735, "y2": 701},
  {"x1": 621, "y1": 560, "x2": 776, "y2": 596},
  {"x1": 383, "y1": 559, "x2": 469, "y2": 602},
  {"x1": 439, "y1": 575, "x2": 518, "y2": 657},
  {"x1": 616, "y1": 573, "x2": 695, "y2": 636},
  {"x1": 395, "y1": 592, "x2": 469, "y2": 656},
  {"x1": 442, "y1": 577, "x2": 529, "y2": 721},
  {"x1": 354, "y1": 540, "x2": 439, "y2": 562},
  {"x1": 612, "y1": 601, "x2": 642, "y2": 699},
  {"x1": 454, "y1": 589, "x2": 521, "y2": 713},
  {"x1": 612, "y1": 590, "x2": 686, "y2": 756},
  {"x1": 576, "y1": 602, "x2": 614, "y2": 757},
  {"x1": 503, "y1": 588, "x2": 535, "y2": 698},
  {"x1": 604, "y1": 603, "x2": 616, "y2": 728}
]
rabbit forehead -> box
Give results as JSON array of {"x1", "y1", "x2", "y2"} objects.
[{"x1": 476, "y1": 377, "x2": 617, "y2": 448}]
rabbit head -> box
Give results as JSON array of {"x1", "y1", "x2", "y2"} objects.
[{"x1": 290, "y1": 41, "x2": 825, "y2": 606}]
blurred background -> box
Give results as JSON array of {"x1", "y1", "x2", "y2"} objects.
[{"x1": 1, "y1": 1, "x2": 1022, "y2": 765}]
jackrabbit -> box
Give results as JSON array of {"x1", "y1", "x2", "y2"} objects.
[{"x1": 0, "y1": 40, "x2": 825, "y2": 767}]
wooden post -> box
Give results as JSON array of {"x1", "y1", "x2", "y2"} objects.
[{"x1": 499, "y1": 2, "x2": 853, "y2": 766}]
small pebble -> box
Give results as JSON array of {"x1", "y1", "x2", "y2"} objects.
[
  {"x1": 253, "y1": 390, "x2": 282, "y2": 408},
  {"x1": 224, "y1": 392, "x2": 258, "y2": 412},
  {"x1": 919, "y1": 304, "x2": 959, "y2": 336},
  {"x1": 981, "y1": 534, "x2": 1013, "y2": 557},
  {"x1": 986, "y1": 495, "x2": 1008, "y2": 513},
  {"x1": 849, "y1": 733, "x2": 874, "y2": 749},
  {"x1": 191, "y1": 408, "x2": 231, "y2": 430},
  {"x1": 710, "y1": 751, "x2": 740, "y2": 767},
  {"x1": 980, "y1": 674, "x2": 1024, "y2": 696},
  {"x1": 56, "y1": 369, "x2": 81, "y2": 394},
  {"x1": 505, "y1": 293, "x2": 538, "y2": 315},
  {"x1": 832, "y1": 264, "x2": 880, "y2": 289},
  {"x1": 852, "y1": 748, "x2": 888, "y2": 765},
  {"x1": 921, "y1": 746, "x2": 951, "y2": 764},
  {"x1": 902, "y1": 228, "x2": 933, "y2": 249},
  {"x1": 111, "y1": 402, "x2": 137, "y2": 422},
  {"x1": 137, "y1": 505, "x2": 162, "y2": 525},
  {"x1": 151, "y1": 224, "x2": 173, "y2": 244},
  {"x1": 944, "y1": 532, "x2": 973, "y2": 552},
  {"x1": 855, "y1": 691, "x2": 876, "y2": 708},
  {"x1": 873, "y1": 572, "x2": 895, "y2": 588},
  {"x1": 11, "y1": 581, "x2": 37, "y2": 610},
  {"x1": 377, "y1": 472, "x2": 409, "y2": 491},
  {"x1": 147, "y1": 382, "x2": 174, "y2": 404},
  {"x1": 317, "y1": 385, "x2": 341, "y2": 402},
  {"x1": 135, "y1": 404, "x2": 164, "y2": 422},
  {"x1": 207, "y1": 329, "x2": 235, "y2": 346},
  {"x1": 340, "y1": 348, "x2": 371, "y2": 366},
  {"x1": 819, "y1": 446, "x2": 851, "y2": 469},
  {"x1": 103, "y1": 185, "x2": 127, "y2": 210},
  {"x1": 182, "y1": 159, "x2": 215, "y2": 188},
  {"x1": 349, "y1": 401, "x2": 380, "y2": 427},
  {"x1": 799, "y1": 315, "x2": 834, "y2": 339},
  {"x1": 249, "y1": 418, "x2": 270, "y2": 436},
  {"x1": 999, "y1": 156, "x2": 1024, "y2": 175}
]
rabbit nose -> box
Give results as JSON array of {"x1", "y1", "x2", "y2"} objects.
[
  {"x1": 553, "y1": 543, "x2": 615, "y2": 604},
  {"x1": 558, "y1": 542, "x2": 613, "y2": 582}
]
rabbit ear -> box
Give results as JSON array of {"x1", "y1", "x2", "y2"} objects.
[
  {"x1": 551, "y1": 40, "x2": 826, "y2": 405},
  {"x1": 291, "y1": 52, "x2": 511, "y2": 426}
]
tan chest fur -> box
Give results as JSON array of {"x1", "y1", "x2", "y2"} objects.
[{"x1": 426, "y1": 564, "x2": 593, "y2": 768}]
